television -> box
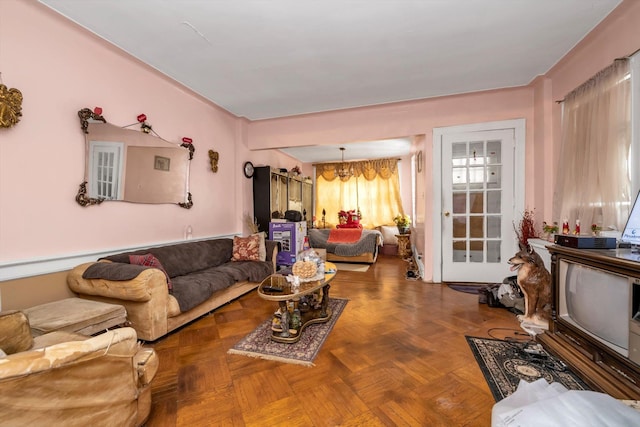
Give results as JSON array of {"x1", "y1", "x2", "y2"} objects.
[
  {"x1": 557, "y1": 259, "x2": 631, "y2": 357},
  {"x1": 621, "y1": 190, "x2": 640, "y2": 252}
]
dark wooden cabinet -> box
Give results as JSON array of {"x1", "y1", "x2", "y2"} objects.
[{"x1": 253, "y1": 167, "x2": 313, "y2": 233}]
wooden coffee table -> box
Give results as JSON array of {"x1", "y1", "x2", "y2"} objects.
[{"x1": 257, "y1": 262, "x2": 337, "y2": 343}]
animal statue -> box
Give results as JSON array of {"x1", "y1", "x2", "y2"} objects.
[{"x1": 508, "y1": 242, "x2": 552, "y2": 328}]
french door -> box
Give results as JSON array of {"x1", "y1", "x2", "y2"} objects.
[{"x1": 433, "y1": 120, "x2": 524, "y2": 283}]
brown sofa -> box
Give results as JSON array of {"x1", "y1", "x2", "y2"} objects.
[
  {"x1": 67, "y1": 238, "x2": 277, "y2": 341},
  {"x1": 0, "y1": 310, "x2": 157, "y2": 426}
]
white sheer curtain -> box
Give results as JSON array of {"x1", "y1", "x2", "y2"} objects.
[{"x1": 553, "y1": 59, "x2": 631, "y2": 231}]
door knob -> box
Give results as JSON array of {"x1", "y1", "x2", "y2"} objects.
[{"x1": 444, "y1": 211, "x2": 450, "y2": 217}]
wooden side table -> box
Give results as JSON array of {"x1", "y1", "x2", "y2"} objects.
[{"x1": 395, "y1": 234, "x2": 412, "y2": 258}]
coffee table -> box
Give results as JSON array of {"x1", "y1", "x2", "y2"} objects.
[{"x1": 257, "y1": 262, "x2": 337, "y2": 343}]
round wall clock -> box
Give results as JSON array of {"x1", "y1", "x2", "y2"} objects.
[{"x1": 243, "y1": 161, "x2": 255, "y2": 178}]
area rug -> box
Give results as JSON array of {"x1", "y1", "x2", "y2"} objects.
[
  {"x1": 466, "y1": 336, "x2": 591, "y2": 401},
  {"x1": 228, "y1": 298, "x2": 348, "y2": 366},
  {"x1": 334, "y1": 262, "x2": 370, "y2": 272},
  {"x1": 445, "y1": 282, "x2": 489, "y2": 294}
]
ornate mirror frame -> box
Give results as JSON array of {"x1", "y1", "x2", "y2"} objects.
[{"x1": 76, "y1": 108, "x2": 194, "y2": 208}]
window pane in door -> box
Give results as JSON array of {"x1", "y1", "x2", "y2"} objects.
[
  {"x1": 487, "y1": 216, "x2": 501, "y2": 238},
  {"x1": 452, "y1": 192, "x2": 466, "y2": 214},
  {"x1": 453, "y1": 241, "x2": 466, "y2": 262},
  {"x1": 469, "y1": 192, "x2": 484, "y2": 213},
  {"x1": 470, "y1": 241, "x2": 484, "y2": 262},
  {"x1": 487, "y1": 140, "x2": 501, "y2": 163},
  {"x1": 487, "y1": 241, "x2": 501, "y2": 263},
  {"x1": 469, "y1": 166, "x2": 484, "y2": 189},
  {"x1": 487, "y1": 191, "x2": 501, "y2": 213},
  {"x1": 470, "y1": 216, "x2": 484, "y2": 238},
  {"x1": 487, "y1": 165, "x2": 501, "y2": 189},
  {"x1": 452, "y1": 167, "x2": 467, "y2": 188},
  {"x1": 469, "y1": 141, "x2": 485, "y2": 166},
  {"x1": 453, "y1": 216, "x2": 466, "y2": 238}
]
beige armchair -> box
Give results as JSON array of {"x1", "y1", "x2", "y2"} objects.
[{"x1": 0, "y1": 310, "x2": 158, "y2": 426}]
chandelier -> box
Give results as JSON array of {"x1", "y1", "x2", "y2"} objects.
[{"x1": 337, "y1": 147, "x2": 353, "y2": 178}]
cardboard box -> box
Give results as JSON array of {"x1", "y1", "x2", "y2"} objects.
[{"x1": 269, "y1": 221, "x2": 307, "y2": 266}]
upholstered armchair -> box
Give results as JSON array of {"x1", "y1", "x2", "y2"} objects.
[{"x1": 0, "y1": 310, "x2": 158, "y2": 426}]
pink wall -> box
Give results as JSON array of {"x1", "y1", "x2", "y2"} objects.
[{"x1": 0, "y1": 0, "x2": 299, "y2": 265}]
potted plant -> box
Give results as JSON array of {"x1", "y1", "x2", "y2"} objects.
[
  {"x1": 393, "y1": 214, "x2": 411, "y2": 234},
  {"x1": 542, "y1": 221, "x2": 559, "y2": 242}
]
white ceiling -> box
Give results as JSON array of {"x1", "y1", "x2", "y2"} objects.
[{"x1": 38, "y1": 0, "x2": 622, "y2": 162}]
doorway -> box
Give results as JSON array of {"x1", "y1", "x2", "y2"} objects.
[{"x1": 432, "y1": 120, "x2": 525, "y2": 283}]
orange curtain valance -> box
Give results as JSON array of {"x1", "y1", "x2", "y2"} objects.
[{"x1": 315, "y1": 158, "x2": 399, "y2": 182}]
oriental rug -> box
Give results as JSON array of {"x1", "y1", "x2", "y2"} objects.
[
  {"x1": 228, "y1": 298, "x2": 348, "y2": 367},
  {"x1": 466, "y1": 336, "x2": 591, "y2": 401},
  {"x1": 445, "y1": 282, "x2": 489, "y2": 294}
]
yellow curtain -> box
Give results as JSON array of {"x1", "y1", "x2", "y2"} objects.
[{"x1": 314, "y1": 158, "x2": 404, "y2": 229}]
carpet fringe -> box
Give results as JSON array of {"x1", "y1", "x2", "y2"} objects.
[{"x1": 227, "y1": 349, "x2": 314, "y2": 367}]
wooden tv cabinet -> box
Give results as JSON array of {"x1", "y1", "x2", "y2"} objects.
[{"x1": 537, "y1": 245, "x2": 640, "y2": 399}]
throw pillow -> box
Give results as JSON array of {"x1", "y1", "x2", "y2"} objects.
[
  {"x1": 0, "y1": 310, "x2": 33, "y2": 355},
  {"x1": 129, "y1": 254, "x2": 173, "y2": 293},
  {"x1": 253, "y1": 232, "x2": 267, "y2": 261},
  {"x1": 232, "y1": 235, "x2": 260, "y2": 261}
]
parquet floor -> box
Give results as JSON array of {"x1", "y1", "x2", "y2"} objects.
[{"x1": 145, "y1": 254, "x2": 520, "y2": 426}]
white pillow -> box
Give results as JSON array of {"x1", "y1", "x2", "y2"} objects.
[
  {"x1": 378, "y1": 226, "x2": 398, "y2": 245},
  {"x1": 252, "y1": 232, "x2": 267, "y2": 261}
]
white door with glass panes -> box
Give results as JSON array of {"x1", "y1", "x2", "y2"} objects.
[
  {"x1": 88, "y1": 141, "x2": 124, "y2": 200},
  {"x1": 434, "y1": 122, "x2": 524, "y2": 283}
]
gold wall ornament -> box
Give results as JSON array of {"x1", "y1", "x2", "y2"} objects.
[
  {"x1": 0, "y1": 84, "x2": 23, "y2": 128},
  {"x1": 78, "y1": 107, "x2": 106, "y2": 133},
  {"x1": 75, "y1": 181, "x2": 105, "y2": 206},
  {"x1": 208, "y1": 149, "x2": 219, "y2": 172},
  {"x1": 178, "y1": 192, "x2": 193, "y2": 209}
]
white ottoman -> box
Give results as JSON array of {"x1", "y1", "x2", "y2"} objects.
[{"x1": 24, "y1": 298, "x2": 127, "y2": 336}]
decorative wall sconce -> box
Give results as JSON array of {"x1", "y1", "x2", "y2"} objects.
[
  {"x1": 208, "y1": 149, "x2": 219, "y2": 172},
  {"x1": 0, "y1": 81, "x2": 23, "y2": 128},
  {"x1": 137, "y1": 114, "x2": 152, "y2": 133},
  {"x1": 416, "y1": 150, "x2": 423, "y2": 173}
]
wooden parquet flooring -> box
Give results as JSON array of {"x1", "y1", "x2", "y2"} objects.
[{"x1": 145, "y1": 254, "x2": 520, "y2": 426}]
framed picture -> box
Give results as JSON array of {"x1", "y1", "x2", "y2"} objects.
[{"x1": 154, "y1": 155, "x2": 170, "y2": 171}]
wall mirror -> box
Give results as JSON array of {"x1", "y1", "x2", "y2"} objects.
[{"x1": 76, "y1": 108, "x2": 194, "y2": 208}]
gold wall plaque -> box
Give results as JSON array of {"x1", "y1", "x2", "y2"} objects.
[{"x1": 0, "y1": 84, "x2": 23, "y2": 128}]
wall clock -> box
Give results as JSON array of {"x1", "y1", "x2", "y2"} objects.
[{"x1": 243, "y1": 161, "x2": 254, "y2": 178}]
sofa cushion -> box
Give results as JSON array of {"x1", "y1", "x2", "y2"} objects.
[
  {"x1": 170, "y1": 270, "x2": 236, "y2": 312},
  {"x1": 0, "y1": 311, "x2": 33, "y2": 355},
  {"x1": 232, "y1": 235, "x2": 260, "y2": 261},
  {"x1": 215, "y1": 260, "x2": 274, "y2": 283},
  {"x1": 129, "y1": 254, "x2": 173, "y2": 292},
  {"x1": 102, "y1": 239, "x2": 234, "y2": 278},
  {"x1": 82, "y1": 262, "x2": 149, "y2": 281}
]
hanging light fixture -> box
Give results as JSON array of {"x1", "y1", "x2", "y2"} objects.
[{"x1": 337, "y1": 147, "x2": 353, "y2": 178}]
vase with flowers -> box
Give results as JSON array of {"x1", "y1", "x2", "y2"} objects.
[
  {"x1": 542, "y1": 221, "x2": 559, "y2": 242},
  {"x1": 393, "y1": 214, "x2": 411, "y2": 234}
]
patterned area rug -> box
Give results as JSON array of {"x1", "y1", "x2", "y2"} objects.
[
  {"x1": 446, "y1": 282, "x2": 489, "y2": 294},
  {"x1": 228, "y1": 298, "x2": 348, "y2": 366},
  {"x1": 466, "y1": 336, "x2": 591, "y2": 401}
]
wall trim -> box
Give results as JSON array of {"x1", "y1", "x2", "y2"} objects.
[{"x1": 0, "y1": 234, "x2": 238, "y2": 281}]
